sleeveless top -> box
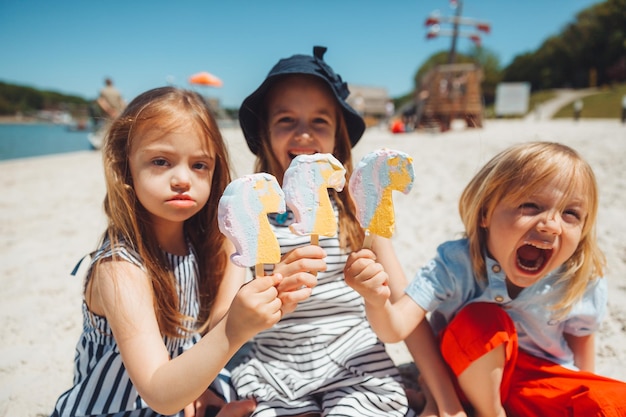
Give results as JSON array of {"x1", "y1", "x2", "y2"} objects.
[{"x1": 51, "y1": 238, "x2": 200, "y2": 417}]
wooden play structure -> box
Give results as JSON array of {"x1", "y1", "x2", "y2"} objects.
[{"x1": 413, "y1": 63, "x2": 484, "y2": 131}]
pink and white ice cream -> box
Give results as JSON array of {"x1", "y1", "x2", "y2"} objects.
[
  {"x1": 282, "y1": 153, "x2": 346, "y2": 239},
  {"x1": 218, "y1": 173, "x2": 285, "y2": 268},
  {"x1": 349, "y1": 148, "x2": 414, "y2": 246}
]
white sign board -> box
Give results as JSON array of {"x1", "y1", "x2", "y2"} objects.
[{"x1": 495, "y1": 82, "x2": 531, "y2": 116}]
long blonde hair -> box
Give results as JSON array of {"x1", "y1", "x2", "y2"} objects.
[
  {"x1": 459, "y1": 141, "x2": 605, "y2": 316},
  {"x1": 99, "y1": 86, "x2": 231, "y2": 337},
  {"x1": 253, "y1": 75, "x2": 364, "y2": 251}
]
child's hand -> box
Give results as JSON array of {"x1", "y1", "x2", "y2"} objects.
[
  {"x1": 226, "y1": 274, "x2": 283, "y2": 342},
  {"x1": 344, "y1": 249, "x2": 391, "y2": 307},
  {"x1": 184, "y1": 388, "x2": 223, "y2": 417},
  {"x1": 214, "y1": 398, "x2": 256, "y2": 417},
  {"x1": 272, "y1": 245, "x2": 325, "y2": 314},
  {"x1": 184, "y1": 387, "x2": 256, "y2": 417}
]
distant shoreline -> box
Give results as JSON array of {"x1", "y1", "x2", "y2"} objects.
[{"x1": 0, "y1": 115, "x2": 40, "y2": 124}]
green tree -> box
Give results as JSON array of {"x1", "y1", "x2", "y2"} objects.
[
  {"x1": 503, "y1": 0, "x2": 626, "y2": 89},
  {"x1": 0, "y1": 81, "x2": 89, "y2": 116},
  {"x1": 466, "y1": 45, "x2": 502, "y2": 104}
]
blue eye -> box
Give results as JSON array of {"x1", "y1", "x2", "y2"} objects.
[{"x1": 152, "y1": 158, "x2": 168, "y2": 167}]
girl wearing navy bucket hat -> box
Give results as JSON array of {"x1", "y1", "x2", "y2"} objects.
[{"x1": 227, "y1": 46, "x2": 447, "y2": 416}]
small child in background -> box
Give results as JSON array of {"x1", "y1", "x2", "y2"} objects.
[
  {"x1": 230, "y1": 46, "x2": 430, "y2": 416},
  {"x1": 50, "y1": 87, "x2": 284, "y2": 417},
  {"x1": 346, "y1": 141, "x2": 626, "y2": 416}
]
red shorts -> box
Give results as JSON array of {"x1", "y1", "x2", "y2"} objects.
[{"x1": 439, "y1": 302, "x2": 626, "y2": 416}]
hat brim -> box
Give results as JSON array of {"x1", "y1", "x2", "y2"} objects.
[{"x1": 239, "y1": 72, "x2": 365, "y2": 156}]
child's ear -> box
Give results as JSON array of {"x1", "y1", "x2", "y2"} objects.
[{"x1": 479, "y1": 208, "x2": 488, "y2": 228}]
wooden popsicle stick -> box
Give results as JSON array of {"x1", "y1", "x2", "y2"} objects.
[
  {"x1": 311, "y1": 234, "x2": 319, "y2": 277},
  {"x1": 255, "y1": 263, "x2": 265, "y2": 277},
  {"x1": 362, "y1": 230, "x2": 374, "y2": 249}
]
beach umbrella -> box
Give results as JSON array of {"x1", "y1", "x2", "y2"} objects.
[{"x1": 188, "y1": 71, "x2": 223, "y2": 87}]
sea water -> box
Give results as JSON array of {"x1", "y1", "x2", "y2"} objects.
[{"x1": 0, "y1": 124, "x2": 94, "y2": 161}]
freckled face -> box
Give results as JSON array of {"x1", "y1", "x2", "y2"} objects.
[
  {"x1": 266, "y1": 76, "x2": 338, "y2": 172},
  {"x1": 482, "y1": 177, "x2": 585, "y2": 289},
  {"x1": 128, "y1": 123, "x2": 214, "y2": 230}
]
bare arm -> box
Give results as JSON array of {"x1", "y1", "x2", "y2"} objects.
[
  {"x1": 345, "y1": 248, "x2": 426, "y2": 342},
  {"x1": 208, "y1": 241, "x2": 248, "y2": 330},
  {"x1": 367, "y1": 236, "x2": 466, "y2": 415},
  {"x1": 97, "y1": 96, "x2": 118, "y2": 118},
  {"x1": 565, "y1": 333, "x2": 595, "y2": 372},
  {"x1": 405, "y1": 321, "x2": 467, "y2": 417},
  {"x1": 370, "y1": 236, "x2": 406, "y2": 302},
  {"x1": 91, "y1": 260, "x2": 282, "y2": 415}
]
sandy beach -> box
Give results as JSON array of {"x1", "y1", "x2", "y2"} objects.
[{"x1": 1, "y1": 119, "x2": 625, "y2": 416}]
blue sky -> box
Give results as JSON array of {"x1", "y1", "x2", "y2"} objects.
[{"x1": 0, "y1": 0, "x2": 600, "y2": 108}]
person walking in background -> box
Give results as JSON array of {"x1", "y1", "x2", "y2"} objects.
[
  {"x1": 573, "y1": 98, "x2": 583, "y2": 121},
  {"x1": 50, "y1": 87, "x2": 285, "y2": 417},
  {"x1": 346, "y1": 141, "x2": 626, "y2": 416},
  {"x1": 384, "y1": 99, "x2": 396, "y2": 129},
  {"x1": 88, "y1": 78, "x2": 126, "y2": 148},
  {"x1": 97, "y1": 77, "x2": 125, "y2": 119},
  {"x1": 229, "y1": 46, "x2": 447, "y2": 416},
  {"x1": 621, "y1": 94, "x2": 626, "y2": 124}
]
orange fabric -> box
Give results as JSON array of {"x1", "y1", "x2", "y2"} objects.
[
  {"x1": 507, "y1": 351, "x2": 626, "y2": 416},
  {"x1": 439, "y1": 302, "x2": 626, "y2": 416},
  {"x1": 440, "y1": 302, "x2": 518, "y2": 403}
]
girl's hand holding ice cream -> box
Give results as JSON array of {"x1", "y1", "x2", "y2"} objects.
[
  {"x1": 272, "y1": 245, "x2": 326, "y2": 314},
  {"x1": 225, "y1": 273, "x2": 284, "y2": 342},
  {"x1": 344, "y1": 248, "x2": 391, "y2": 308}
]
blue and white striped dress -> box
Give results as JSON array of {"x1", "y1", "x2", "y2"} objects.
[
  {"x1": 231, "y1": 199, "x2": 412, "y2": 417},
  {"x1": 51, "y1": 239, "x2": 232, "y2": 417}
]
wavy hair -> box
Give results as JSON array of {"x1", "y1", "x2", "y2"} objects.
[
  {"x1": 459, "y1": 141, "x2": 605, "y2": 316},
  {"x1": 99, "y1": 86, "x2": 231, "y2": 337}
]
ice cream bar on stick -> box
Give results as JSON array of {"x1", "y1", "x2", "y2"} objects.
[
  {"x1": 283, "y1": 154, "x2": 346, "y2": 277},
  {"x1": 349, "y1": 148, "x2": 415, "y2": 249},
  {"x1": 218, "y1": 173, "x2": 286, "y2": 277}
]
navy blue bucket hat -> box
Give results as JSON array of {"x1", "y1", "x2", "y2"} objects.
[{"x1": 239, "y1": 46, "x2": 366, "y2": 155}]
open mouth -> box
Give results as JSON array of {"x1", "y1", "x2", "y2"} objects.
[
  {"x1": 288, "y1": 150, "x2": 317, "y2": 160},
  {"x1": 516, "y1": 243, "x2": 553, "y2": 273}
]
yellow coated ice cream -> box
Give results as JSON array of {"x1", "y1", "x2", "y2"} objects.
[
  {"x1": 218, "y1": 173, "x2": 285, "y2": 267},
  {"x1": 349, "y1": 149, "x2": 414, "y2": 238},
  {"x1": 282, "y1": 153, "x2": 346, "y2": 237}
]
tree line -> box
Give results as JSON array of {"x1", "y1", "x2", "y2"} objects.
[
  {"x1": 0, "y1": 81, "x2": 90, "y2": 116},
  {"x1": 503, "y1": 0, "x2": 625, "y2": 90},
  {"x1": 404, "y1": 0, "x2": 625, "y2": 108}
]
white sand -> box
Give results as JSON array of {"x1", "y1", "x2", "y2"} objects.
[{"x1": 1, "y1": 119, "x2": 625, "y2": 416}]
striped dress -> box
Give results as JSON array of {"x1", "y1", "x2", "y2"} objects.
[
  {"x1": 51, "y1": 238, "x2": 233, "y2": 417},
  {"x1": 231, "y1": 199, "x2": 413, "y2": 417}
]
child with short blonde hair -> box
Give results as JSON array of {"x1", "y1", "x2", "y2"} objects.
[{"x1": 347, "y1": 141, "x2": 626, "y2": 416}]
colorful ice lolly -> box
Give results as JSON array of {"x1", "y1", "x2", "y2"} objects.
[
  {"x1": 282, "y1": 153, "x2": 346, "y2": 244},
  {"x1": 349, "y1": 148, "x2": 414, "y2": 248},
  {"x1": 218, "y1": 173, "x2": 285, "y2": 276}
]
